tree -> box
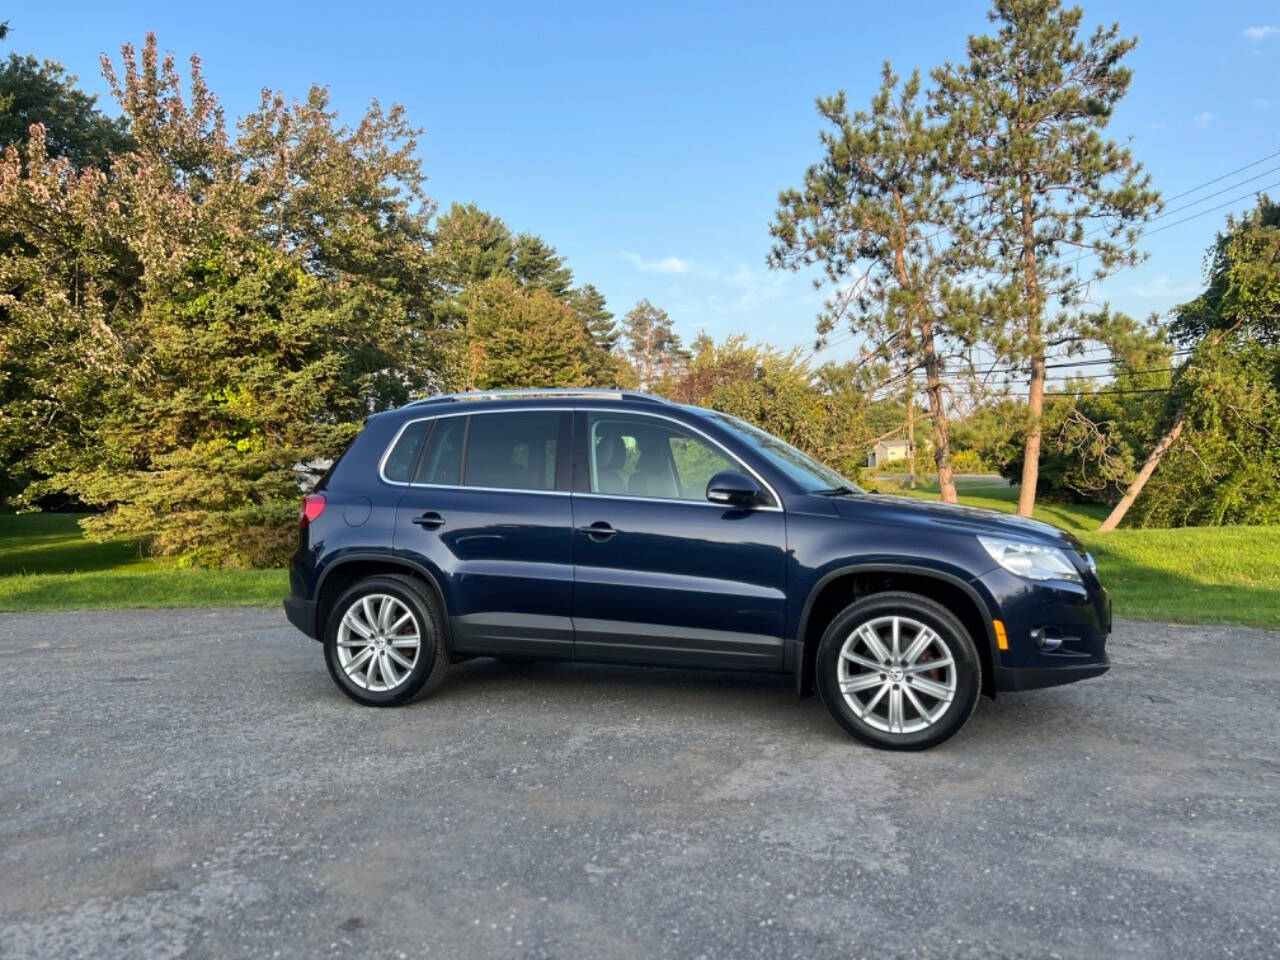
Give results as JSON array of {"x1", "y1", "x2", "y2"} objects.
[
  {"x1": 664, "y1": 334, "x2": 874, "y2": 477},
  {"x1": 0, "y1": 52, "x2": 132, "y2": 167},
  {"x1": 433, "y1": 202, "x2": 514, "y2": 289},
  {"x1": 932, "y1": 0, "x2": 1160, "y2": 516},
  {"x1": 622, "y1": 299, "x2": 687, "y2": 389},
  {"x1": 770, "y1": 65, "x2": 975, "y2": 502},
  {"x1": 512, "y1": 233, "x2": 573, "y2": 297},
  {"x1": 567, "y1": 283, "x2": 617, "y2": 351},
  {"x1": 3, "y1": 34, "x2": 442, "y2": 565},
  {"x1": 457, "y1": 275, "x2": 603, "y2": 390},
  {"x1": 1125, "y1": 197, "x2": 1280, "y2": 527}
]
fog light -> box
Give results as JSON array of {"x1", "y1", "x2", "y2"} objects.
[{"x1": 1032, "y1": 627, "x2": 1062, "y2": 652}]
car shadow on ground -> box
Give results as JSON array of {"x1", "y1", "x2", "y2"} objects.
[{"x1": 321, "y1": 654, "x2": 1093, "y2": 750}]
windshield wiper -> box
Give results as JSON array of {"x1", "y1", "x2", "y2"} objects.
[{"x1": 812, "y1": 485, "x2": 858, "y2": 497}]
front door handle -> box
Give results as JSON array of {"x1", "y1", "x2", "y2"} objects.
[
  {"x1": 411, "y1": 511, "x2": 445, "y2": 529},
  {"x1": 577, "y1": 521, "x2": 617, "y2": 541}
]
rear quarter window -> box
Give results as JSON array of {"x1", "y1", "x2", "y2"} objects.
[{"x1": 382, "y1": 420, "x2": 430, "y2": 483}]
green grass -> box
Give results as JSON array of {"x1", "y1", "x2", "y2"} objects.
[
  {"x1": 886, "y1": 478, "x2": 1280, "y2": 629},
  {"x1": 3, "y1": 502, "x2": 1277, "y2": 629},
  {"x1": 0, "y1": 513, "x2": 286, "y2": 611}
]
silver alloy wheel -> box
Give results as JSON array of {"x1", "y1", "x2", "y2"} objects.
[
  {"x1": 336, "y1": 593, "x2": 421, "y2": 692},
  {"x1": 837, "y1": 614, "x2": 957, "y2": 735}
]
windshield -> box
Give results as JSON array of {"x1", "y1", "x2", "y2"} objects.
[{"x1": 708, "y1": 413, "x2": 863, "y2": 495}]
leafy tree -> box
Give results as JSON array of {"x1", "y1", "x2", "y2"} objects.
[
  {"x1": 1126, "y1": 198, "x2": 1280, "y2": 527},
  {"x1": 664, "y1": 334, "x2": 874, "y2": 478},
  {"x1": 771, "y1": 64, "x2": 975, "y2": 502},
  {"x1": 3, "y1": 35, "x2": 441, "y2": 565},
  {"x1": 0, "y1": 126, "x2": 137, "y2": 504},
  {"x1": 932, "y1": 0, "x2": 1160, "y2": 516},
  {"x1": 622, "y1": 299, "x2": 688, "y2": 389},
  {"x1": 0, "y1": 52, "x2": 132, "y2": 167}
]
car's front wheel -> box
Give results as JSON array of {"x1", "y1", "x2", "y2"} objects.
[
  {"x1": 816, "y1": 591, "x2": 981, "y2": 750},
  {"x1": 323, "y1": 575, "x2": 448, "y2": 706}
]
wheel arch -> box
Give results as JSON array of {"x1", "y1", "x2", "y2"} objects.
[
  {"x1": 794, "y1": 564, "x2": 997, "y2": 700},
  {"x1": 314, "y1": 553, "x2": 452, "y2": 651}
]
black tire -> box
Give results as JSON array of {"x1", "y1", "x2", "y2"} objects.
[
  {"x1": 323, "y1": 574, "x2": 448, "y2": 707},
  {"x1": 816, "y1": 591, "x2": 981, "y2": 751}
]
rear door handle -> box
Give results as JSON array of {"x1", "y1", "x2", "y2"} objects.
[
  {"x1": 411, "y1": 511, "x2": 445, "y2": 529},
  {"x1": 577, "y1": 521, "x2": 617, "y2": 541}
]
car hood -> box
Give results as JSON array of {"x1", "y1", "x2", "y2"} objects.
[{"x1": 831, "y1": 493, "x2": 1084, "y2": 551}]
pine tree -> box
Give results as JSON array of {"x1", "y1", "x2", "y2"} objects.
[
  {"x1": 512, "y1": 233, "x2": 573, "y2": 297},
  {"x1": 567, "y1": 284, "x2": 617, "y2": 351},
  {"x1": 770, "y1": 65, "x2": 975, "y2": 502},
  {"x1": 459, "y1": 275, "x2": 601, "y2": 390},
  {"x1": 931, "y1": 0, "x2": 1160, "y2": 516},
  {"x1": 433, "y1": 203, "x2": 514, "y2": 290},
  {"x1": 621, "y1": 299, "x2": 687, "y2": 389}
]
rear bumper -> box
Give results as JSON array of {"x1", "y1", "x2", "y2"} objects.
[
  {"x1": 994, "y1": 659, "x2": 1109, "y2": 692},
  {"x1": 283, "y1": 595, "x2": 319, "y2": 640}
]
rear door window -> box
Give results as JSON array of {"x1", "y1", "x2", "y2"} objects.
[{"x1": 462, "y1": 412, "x2": 564, "y2": 491}]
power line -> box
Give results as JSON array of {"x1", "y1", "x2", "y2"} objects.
[
  {"x1": 804, "y1": 151, "x2": 1280, "y2": 358},
  {"x1": 1045, "y1": 386, "x2": 1171, "y2": 397},
  {"x1": 1162, "y1": 147, "x2": 1280, "y2": 204},
  {"x1": 1149, "y1": 164, "x2": 1280, "y2": 224},
  {"x1": 1142, "y1": 179, "x2": 1280, "y2": 238}
]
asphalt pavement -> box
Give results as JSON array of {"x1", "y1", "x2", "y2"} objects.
[{"x1": 0, "y1": 607, "x2": 1276, "y2": 959}]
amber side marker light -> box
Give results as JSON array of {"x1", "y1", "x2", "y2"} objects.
[{"x1": 993, "y1": 620, "x2": 1009, "y2": 651}]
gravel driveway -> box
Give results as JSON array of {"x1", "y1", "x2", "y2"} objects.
[{"x1": 1, "y1": 609, "x2": 1277, "y2": 959}]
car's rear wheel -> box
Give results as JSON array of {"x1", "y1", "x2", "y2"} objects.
[
  {"x1": 816, "y1": 591, "x2": 981, "y2": 750},
  {"x1": 323, "y1": 575, "x2": 447, "y2": 706}
]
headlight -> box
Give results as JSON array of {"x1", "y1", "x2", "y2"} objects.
[{"x1": 978, "y1": 536, "x2": 1082, "y2": 583}]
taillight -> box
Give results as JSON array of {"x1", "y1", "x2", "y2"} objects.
[{"x1": 300, "y1": 493, "x2": 326, "y2": 528}]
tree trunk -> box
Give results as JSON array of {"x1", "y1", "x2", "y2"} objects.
[
  {"x1": 905, "y1": 377, "x2": 917, "y2": 489},
  {"x1": 921, "y1": 323, "x2": 957, "y2": 503},
  {"x1": 1018, "y1": 352, "x2": 1045, "y2": 516},
  {"x1": 1016, "y1": 178, "x2": 1043, "y2": 518},
  {"x1": 1097, "y1": 411, "x2": 1185, "y2": 532}
]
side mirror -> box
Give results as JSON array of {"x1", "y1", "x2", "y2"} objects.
[{"x1": 706, "y1": 470, "x2": 763, "y2": 508}]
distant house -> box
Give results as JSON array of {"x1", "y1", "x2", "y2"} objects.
[{"x1": 867, "y1": 438, "x2": 913, "y2": 469}]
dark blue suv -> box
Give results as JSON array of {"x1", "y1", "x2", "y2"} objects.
[{"x1": 284, "y1": 389, "x2": 1110, "y2": 750}]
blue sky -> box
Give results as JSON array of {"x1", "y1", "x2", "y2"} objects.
[{"x1": 13, "y1": 1, "x2": 1280, "y2": 361}]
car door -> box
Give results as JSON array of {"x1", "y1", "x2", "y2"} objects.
[
  {"x1": 393, "y1": 408, "x2": 575, "y2": 659},
  {"x1": 569, "y1": 409, "x2": 788, "y2": 670}
]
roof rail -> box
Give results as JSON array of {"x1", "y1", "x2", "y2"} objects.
[{"x1": 405, "y1": 388, "x2": 669, "y2": 408}]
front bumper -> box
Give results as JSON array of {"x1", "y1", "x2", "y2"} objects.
[
  {"x1": 283, "y1": 595, "x2": 319, "y2": 639},
  {"x1": 994, "y1": 659, "x2": 1110, "y2": 692},
  {"x1": 972, "y1": 565, "x2": 1111, "y2": 693}
]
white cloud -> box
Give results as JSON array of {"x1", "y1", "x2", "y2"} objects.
[
  {"x1": 1243, "y1": 25, "x2": 1280, "y2": 42},
  {"x1": 1144, "y1": 122, "x2": 1169, "y2": 132},
  {"x1": 1192, "y1": 112, "x2": 1214, "y2": 128},
  {"x1": 623, "y1": 252, "x2": 691, "y2": 274}
]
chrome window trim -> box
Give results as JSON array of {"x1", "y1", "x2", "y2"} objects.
[{"x1": 378, "y1": 405, "x2": 783, "y2": 511}]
